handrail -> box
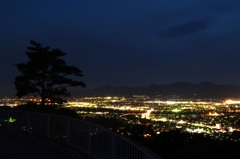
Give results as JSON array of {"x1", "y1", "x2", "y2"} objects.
[{"x1": 0, "y1": 110, "x2": 162, "y2": 159}]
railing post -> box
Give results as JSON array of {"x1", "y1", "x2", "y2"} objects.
[
  {"x1": 67, "y1": 118, "x2": 70, "y2": 143},
  {"x1": 111, "y1": 133, "x2": 116, "y2": 159},
  {"x1": 88, "y1": 124, "x2": 92, "y2": 155},
  {"x1": 7, "y1": 111, "x2": 9, "y2": 130},
  {"x1": 27, "y1": 112, "x2": 30, "y2": 133},
  {"x1": 47, "y1": 115, "x2": 50, "y2": 138}
]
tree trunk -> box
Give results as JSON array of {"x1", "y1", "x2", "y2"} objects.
[{"x1": 41, "y1": 76, "x2": 45, "y2": 106}]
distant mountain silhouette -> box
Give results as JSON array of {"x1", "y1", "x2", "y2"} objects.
[{"x1": 74, "y1": 82, "x2": 240, "y2": 98}]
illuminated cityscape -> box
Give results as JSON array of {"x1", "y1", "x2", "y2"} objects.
[
  {"x1": 69, "y1": 96, "x2": 240, "y2": 141},
  {"x1": 3, "y1": 96, "x2": 240, "y2": 142}
]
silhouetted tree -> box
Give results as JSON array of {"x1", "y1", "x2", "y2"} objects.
[{"x1": 15, "y1": 40, "x2": 86, "y2": 106}]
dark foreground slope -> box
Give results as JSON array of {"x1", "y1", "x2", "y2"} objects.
[
  {"x1": 132, "y1": 130, "x2": 240, "y2": 159},
  {"x1": 0, "y1": 132, "x2": 76, "y2": 159}
]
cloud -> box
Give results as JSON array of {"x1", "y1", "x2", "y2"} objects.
[{"x1": 160, "y1": 18, "x2": 214, "y2": 38}]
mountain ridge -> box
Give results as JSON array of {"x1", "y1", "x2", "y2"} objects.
[{"x1": 73, "y1": 82, "x2": 240, "y2": 98}]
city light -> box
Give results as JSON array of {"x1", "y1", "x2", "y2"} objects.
[{"x1": 2, "y1": 96, "x2": 240, "y2": 141}]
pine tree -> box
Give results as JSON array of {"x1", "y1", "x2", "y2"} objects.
[{"x1": 15, "y1": 40, "x2": 86, "y2": 106}]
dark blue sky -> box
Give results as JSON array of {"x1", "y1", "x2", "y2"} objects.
[{"x1": 1, "y1": 0, "x2": 240, "y2": 97}]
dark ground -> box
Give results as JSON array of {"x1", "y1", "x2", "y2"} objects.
[
  {"x1": 134, "y1": 131, "x2": 240, "y2": 159},
  {"x1": 0, "y1": 131, "x2": 79, "y2": 159}
]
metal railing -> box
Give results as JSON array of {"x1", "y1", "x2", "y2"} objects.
[{"x1": 0, "y1": 110, "x2": 162, "y2": 159}]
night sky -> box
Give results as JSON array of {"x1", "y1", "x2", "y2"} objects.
[{"x1": 1, "y1": 0, "x2": 240, "y2": 97}]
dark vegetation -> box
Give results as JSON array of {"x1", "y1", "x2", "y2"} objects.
[
  {"x1": 15, "y1": 40, "x2": 85, "y2": 106},
  {"x1": 123, "y1": 126, "x2": 240, "y2": 159},
  {"x1": 82, "y1": 116, "x2": 124, "y2": 129},
  {"x1": 74, "y1": 115, "x2": 240, "y2": 159},
  {"x1": 0, "y1": 103, "x2": 78, "y2": 117}
]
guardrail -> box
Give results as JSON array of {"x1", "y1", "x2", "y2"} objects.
[{"x1": 0, "y1": 110, "x2": 162, "y2": 159}]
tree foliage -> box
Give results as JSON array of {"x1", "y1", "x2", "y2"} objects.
[{"x1": 15, "y1": 40, "x2": 86, "y2": 105}]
